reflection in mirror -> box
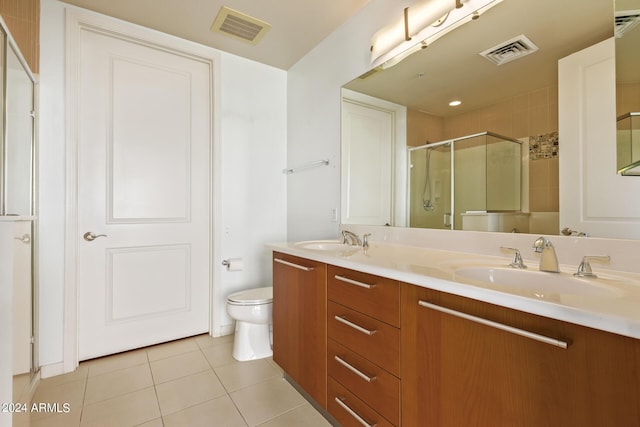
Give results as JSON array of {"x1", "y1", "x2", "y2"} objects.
[
  {"x1": 342, "y1": 0, "x2": 612, "y2": 235},
  {"x1": 615, "y1": 0, "x2": 640, "y2": 175},
  {"x1": 4, "y1": 45, "x2": 35, "y2": 215},
  {"x1": 0, "y1": 19, "x2": 38, "y2": 416},
  {"x1": 409, "y1": 132, "x2": 523, "y2": 232}
]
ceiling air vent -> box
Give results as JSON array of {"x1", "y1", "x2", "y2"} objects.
[
  {"x1": 615, "y1": 10, "x2": 640, "y2": 38},
  {"x1": 479, "y1": 35, "x2": 539, "y2": 66},
  {"x1": 211, "y1": 6, "x2": 271, "y2": 45}
]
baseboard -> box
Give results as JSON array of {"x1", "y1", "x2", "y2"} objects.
[
  {"x1": 39, "y1": 362, "x2": 65, "y2": 379},
  {"x1": 217, "y1": 324, "x2": 234, "y2": 337}
]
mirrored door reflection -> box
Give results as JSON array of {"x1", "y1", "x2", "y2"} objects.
[{"x1": 4, "y1": 44, "x2": 35, "y2": 216}]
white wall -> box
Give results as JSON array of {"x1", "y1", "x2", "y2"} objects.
[
  {"x1": 39, "y1": 0, "x2": 286, "y2": 369},
  {"x1": 286, "y1": 0, "x2": 413, "y2": 241},
  {"x1": 218, "y1": 53, "x2": 287, "y2": 328}
]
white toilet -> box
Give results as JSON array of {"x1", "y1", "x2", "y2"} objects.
[{"x1": 226, "y1": 286, "x2": 273, "y2": 361}]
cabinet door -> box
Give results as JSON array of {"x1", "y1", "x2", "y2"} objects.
[
  {"x1": 272, "y1": 252, "x2": 327, "y2": 408},
  {"x1": 402, "y1": 283, "x2": 640, "y2": 427},
  {"x1": 402, "y1": 284, "x2": 580, "y2": 426}
]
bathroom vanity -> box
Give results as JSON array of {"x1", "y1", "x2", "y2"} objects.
[{"x1": 270, "y1": 234, "x2": 640, "y2": 426}]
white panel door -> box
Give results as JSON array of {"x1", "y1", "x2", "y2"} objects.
[
  {"x1": 77, "y1": 28, "x2": 211, "y2": 360},
  {"x1": 559, "y1": 38, "x2": 640, "y2": 239},
  {"x1": 341, "y1": 100, "x2": 393, "y2": 225}
]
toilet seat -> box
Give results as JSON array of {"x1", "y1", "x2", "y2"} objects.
[{"x1": 227, "y1": 287, "x2": 273, "y2": 306}]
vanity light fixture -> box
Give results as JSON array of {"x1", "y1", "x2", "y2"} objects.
[
  {"x1": 449, "y1": 100, "x2": 462, "y2": 106},
  {"x1": 370, "y1": 0, "x2": 504, "y2": 69}
]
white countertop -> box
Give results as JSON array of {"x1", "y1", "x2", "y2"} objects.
[{"x1": 268, "y1": 241, "x2": 640, "y2": 340}]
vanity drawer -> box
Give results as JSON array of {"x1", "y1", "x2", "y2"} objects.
[
  {"x1": 328, "y1": 377, "x2": 395, "y2": 427},
  {"x1": 328, "y1": 301, "x2": 400, "y2": 377},
  {"x1": 328, "y1": 339, "x2": 400, "y2": 425},
  {"x1": 328, "y1": 266, "x2": 400, "y2": 327}
]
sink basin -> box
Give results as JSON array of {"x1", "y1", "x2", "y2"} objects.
[
  {"x1": 294, "y1": 240, "x2": 359, "y2": 252},
  {"x1": 454, "y1": 267, "x2": 622, "y2": 298}
]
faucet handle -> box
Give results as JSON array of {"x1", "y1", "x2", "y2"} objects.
[
  {"x1": 574, "y1": 255, "x2": 611, "y2": 278},
  {"x1": 500, "y1": 247, "x2": 527, "y2": 269},
  {"x1": 362, "y1": 233, "x2": 371, "y2": 249},
  {"x1": 532, "y1": 236, "x2": 552, "y2": 253}
]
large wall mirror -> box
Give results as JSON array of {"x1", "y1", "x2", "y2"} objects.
[
  {"x1": 0, "y1": 16, "x2": 38, "y2": 416},
  {"x1": 616, "y1": 0, "x2": 640, "y2": 175},
  {"x1": 341, "y1": 0, "x2": 616, "y2": 235}
]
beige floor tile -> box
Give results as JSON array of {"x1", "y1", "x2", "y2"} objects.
[
  {"x1": 12, "y1": 410, "x2": 33, "y2": 427},
  {"x1": 155, "y1": 370, "x2": 227, "y2": 416},
  {"x1": 201, "y1": 342, "x2": 236, "y2": 368},
  {"x1": 230, "y1": 377, "x2": 307, "y2": 426},
  {"x1": 85, "y1": 349, "x2": 148, "y2": 377},
  {"x1": 39, "y1": 364, "x2": 89, "y2": 388},
  {"x1": 146, "y1": 337, "x2": 200, "y2": 362},
  {"x1": 31, "y1": 379, "x2": 86, "y2": 421},
  {"x1": 150, "y1": 350, "x2": 211, "y2": 384},
  {"x1": 195, "y1": 333, "x2": 234, "y2": 349},
  {"x1": 135, "y1": 418, "x2": 164, "y2": 427},
  {"x1": 257, "y1": 403, "x2": 331, "y2": 427},
  {"x1": 12, "y1": 373, "x2": 31, "y2": 402},
  {"x1": 80, "y1": 387, "x2": 160, "y2": 427},
  {"x1": 215, "y1": 358, "x2": 282, "y2": 392},
  {"x1": 267, "y1": 358, "x2": 284, "y2": 374},
  {"x1": 163, "y1": 395, "x2": 248, "y2": 427},
  {"x1": 85, "y1": 363, "x2": 154, "y2": 405},
  {"x1": 31, "y1": 408, "x2": 82, "y2": 427}
]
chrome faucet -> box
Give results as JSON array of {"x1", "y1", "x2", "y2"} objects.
[
  {"x1": 362, "y1": 233, "x2": 371, "y2": 250},
  {"x1": 341, "y1": 230, "x2": 362, "y2": 246},
  {"x1": 500, "y1": 247, "x2": 527, "y2": 269},
  {"x1": 532, "y1": 236, "x2": 559, "y2": 273},
  {"x1": 574, "y1": 255, "x2": 610, "y2": 278}
]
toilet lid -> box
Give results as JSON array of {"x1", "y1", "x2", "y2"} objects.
[{"x1": 227, "y1": 287, "x2": 273, "y2": 305}]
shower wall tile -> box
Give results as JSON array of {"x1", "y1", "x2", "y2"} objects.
[
  {"x1": 407, "y1": 109, "x2": 444, "y2": 146},
  {"x1": 617, "y1": 82, "x2": 640, "y2": 116},
  {"x1": 437, "y1": 85, "x2": 559, "y2": 140},
  {"x1": 0, "y1": 0, "x2": 39, "y2": 73}
]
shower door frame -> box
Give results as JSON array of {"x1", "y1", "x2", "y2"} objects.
[{"x1": 407, "y1": 131, "x2": 523, "y2": 230}]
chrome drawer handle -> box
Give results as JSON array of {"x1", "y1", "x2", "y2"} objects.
[
  {"x1": 418, "y1": 300, "x2": 569, "y2": 349},
  {"x1": 334, "y1": 275, "x2": 375, "y2": 289},
  {"x1": 334, "y1": 355, "x2": 376, "y2": 382},
  {"x1": 334, "y1": 316, "x2": 377, "y2": 336},
  {"x1": 334, "y1": 396, "x2": 377, "y2": 427},
  {"x1": 274, "y1": 258, "x2": 315, "y2": 271}
]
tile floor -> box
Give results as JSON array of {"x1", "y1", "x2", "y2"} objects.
[{"x1": 19, "y1": 335, "x2": 332, "y2": 427}]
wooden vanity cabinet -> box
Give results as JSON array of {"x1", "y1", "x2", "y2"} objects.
[
  {"x1": 401, "y1": 283, "x2": 640, "y2": 427},
  {"x1": 272, "y1": 252, "x2": 327, "y2": 408},
  {"x1": 327, "y1": 266, "x2": 401, "y2": 426}
]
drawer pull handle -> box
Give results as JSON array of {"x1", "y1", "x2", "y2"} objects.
[
  {"x1": 334, "y1": 356, "x2": 376, "y2": 383},
  {"x1": 334, "y1": 275, "x2": 375, "y2": 289},
  {"x1": 274, "y1": 258, "x2": 314, "y2": 271},
  {"x1": 335, "y1": 396, "x2": 377, "y2": 427},
  {"x1": 418, "y1": 300, "x2": 569, "y2": 349},
  {"x1": 334, "y1": 316, "x2": 377, "y2": 336}
]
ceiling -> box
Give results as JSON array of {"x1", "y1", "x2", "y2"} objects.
[
  {"x1": 59, "y1": 0, "x2": 371, "y2": 70},
  {"x1": 344, "y1": 0, "x2": 614, "y2": 118}
]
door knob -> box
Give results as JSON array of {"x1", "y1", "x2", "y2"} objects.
[
  {"x1": 14, "y1": 234, "x2": 31, "y2": 244},
  {"x1": 83, "y1": 231, "x2": 107, "y2": 241}
]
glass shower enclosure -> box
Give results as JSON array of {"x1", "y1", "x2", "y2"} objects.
[{"x1": 408, "y1": 132, "x2": 522, "y2": 230}]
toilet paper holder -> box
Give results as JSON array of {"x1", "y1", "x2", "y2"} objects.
[{"x1": 222, "y1": 258, "x2": 243, "y2": 271}]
